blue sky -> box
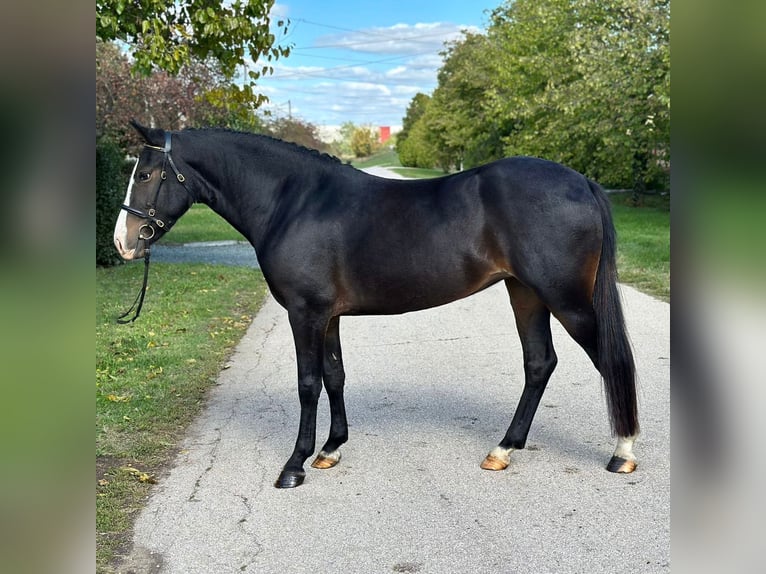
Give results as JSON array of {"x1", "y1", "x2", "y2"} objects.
[{"x1": 254, "y1": 1, "x2": 499, "y2": 131}]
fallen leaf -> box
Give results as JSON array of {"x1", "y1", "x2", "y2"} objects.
[{"x1": 120, "y1": 466, "x2": 157, "y2": 484}]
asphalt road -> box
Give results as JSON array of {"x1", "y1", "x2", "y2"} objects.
[
  {"x1": 119, "y1": 167, "x2": 670, "y2": 574},
  {"x1": 151, "y1": 240, "x2": 259, "y2": 268}
]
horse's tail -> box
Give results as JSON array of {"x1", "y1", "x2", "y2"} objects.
[{"x1": 589, "y1": 179, "x2": 639, "y2": 438}]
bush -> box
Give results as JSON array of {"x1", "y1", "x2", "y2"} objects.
[
  {"x1": 96, "y1": 138, "x2": 127, "y2": 267},
  {"x1": 397, "y1": 121, "x2": 437, "y2": 169}
]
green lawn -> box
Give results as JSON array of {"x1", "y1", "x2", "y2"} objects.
[
  {"x1": 350, "y1": 148, "x2": 400, "y2": 169},
  {"x1": 159, "y1": 204, "x2": 246, "y2": 245},
  {"x1": 609, "y1": 192, "x2": 670, "y2": 301},
  {"x1": 389, "y1": 166, "x2": 446, "y2": 179}
]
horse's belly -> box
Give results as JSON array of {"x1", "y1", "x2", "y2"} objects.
[{"x1": 339, "y1": 264, "x2": 510, "y2": 316}]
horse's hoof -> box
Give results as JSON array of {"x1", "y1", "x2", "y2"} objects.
[
  {"x1": 480, "y1": 454, "x2": 510, "y2": 471},
  {"x1": 607, "y1": 456, "x2": 637, "y2": 474},
  {"x1": 274, "y1": 469, "x2": 306, "y2": 488},
  {"x1": 311, "y1": 450, "x2": 341, "y2": 469}
]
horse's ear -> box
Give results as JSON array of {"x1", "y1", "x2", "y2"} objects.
[{"x1": 130, "y1": 120, "x2": 165, "y2": 147}]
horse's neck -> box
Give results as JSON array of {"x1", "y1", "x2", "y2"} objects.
[{"x1": 188, "y1": 137, "x2": 296, "y2": 250}]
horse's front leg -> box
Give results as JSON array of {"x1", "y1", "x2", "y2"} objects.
[
  {"x1": 274, "y1": 308, "x2": 330, "y2": 488},
  {"x1": 311, "y1": 316, "x2": 348, "y2": 470}
]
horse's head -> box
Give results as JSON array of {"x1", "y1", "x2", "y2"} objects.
[{"x1": 113, "y1": 121, "x2": 195, "y2": 260}]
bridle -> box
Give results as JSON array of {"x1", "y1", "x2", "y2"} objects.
[
  {"x1": 117, "y1": 132, "x2": 195, "y2": 323},
  {"x1": 120, "y1": 132, "x2": 193, "y2": 239}
]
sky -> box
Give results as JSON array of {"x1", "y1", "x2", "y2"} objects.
[{"x1": 254, "y1": 1, "x2": 499, "y2": 132}]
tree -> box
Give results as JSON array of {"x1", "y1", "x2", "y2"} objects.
[
  {"x1": 267, "y1": 117, "x2": 329, "y2": 153},
  {"x1": 350, "y1": 126, "x2": 379, "y2": 158},
  {"x1": 400, "y1": 0, "x2": 670, "y2": 190},
  {"x1": 96, "y1": 0, "x2": 290, "y2": 109},
  {"x1": 97, "y1": 39, "x2": 265, "y2": 152},
  {"x1": 568, "y1": 0, "x2": 670, "y2": 192},
  {"x1": 483, "y1": 0, "x2": 587, "y2": 166},
  {"x1": 425, "y1": 32, "x2": 506, "y2": 170},
  {"x1": 397, "y1": 116, "x2": 438, "y2": 169},
  {"x1": 484, "y1": 0, "x2": 669, "y2": 190},
  {"x1": 329, "y1": 121, "x2": 358, "y2": 159},
  {"x1": 396, "y1": 93, "x2": 431, "y2": 163}
]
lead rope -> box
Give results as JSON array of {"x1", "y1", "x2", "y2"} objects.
[{"x1": 116, "y1": 239, "x2": 151, "y2": 324}]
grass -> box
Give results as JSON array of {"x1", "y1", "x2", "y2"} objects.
[
  {"x1": 389, "y1": 166, "x2": 446, "y2": 179},
  {"x1": 351, "y1": 148, "x2": 400, "y2": 169},
  {"x1": 609, "y1": 192, "x2": 670, "y2": 301},
  {"x1": 159, "y1": 204, "x2": 246, "y2": 245},
  {"x1": 96, "y1": 262, "x2": 268, "y2": 571},
  {"x1": 351, "y1": 147, "x2": 446, "y2": 179}
]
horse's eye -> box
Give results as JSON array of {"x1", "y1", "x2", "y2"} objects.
[{"x1": 137, "y1": 171, "x2": 152, "y2": 183}]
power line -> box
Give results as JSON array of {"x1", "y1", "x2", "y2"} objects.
[
  {"x1": 266, "y1": 51, "x2": 435, "y2": 81},
  {"x1": 293, "y1": 17, "x2": 464, "y2": 41},
  {"x1": 293, "y1": 18, "x2": 396, "y2": 38},
  {"x1": 286, "y1": 51, "x2": 420, "y2": 65},
  {"x1": 288, "y1": 18, "x2": 470, "y2": 51},
  {"x1": 293, "y1": 30, "x2": 462, "y2": 51}
]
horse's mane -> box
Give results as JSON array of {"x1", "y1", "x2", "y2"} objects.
[{"x1": 182, "y1": 127, "x2": 344, "y2": 166}]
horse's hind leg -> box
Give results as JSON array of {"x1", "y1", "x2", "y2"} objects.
[
  {"x1": 482, "y1": 279, "x2": 558, "y2": 471},
  {"x1": 311, "y1": 316, "x2": 348, "y2": 469},
  {"x1": 553, "y1": 305, "x2": 639, "y2": 473}
]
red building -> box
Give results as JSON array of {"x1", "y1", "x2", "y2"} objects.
[{"x1": 379, "y1": 126, "x2": 391, "y2": 144}]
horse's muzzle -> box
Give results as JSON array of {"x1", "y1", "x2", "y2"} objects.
[{"x1": 114, "y1": 236, "x2": 143, "y2": 260}]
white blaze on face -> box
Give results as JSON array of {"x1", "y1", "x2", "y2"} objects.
[{"x1": 113, "y1": 160, "x2": 138, "y2": 259}]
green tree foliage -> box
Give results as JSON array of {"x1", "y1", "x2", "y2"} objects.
[
  {"x1": 267, "y1": 117, "x2": 330, "y2": 153},
  {"x1": 330, "y1": 121, "x2": 358, "y2": 158},
  {"x1": 426, "y1": 33, "x2": 507, "y2": 171},
  {"x1": 486, "y1": 0, "x2": 670, "y2": 190},
  {"x1": 96, "y1": 0, "x2": 290, "y2": 109},
  {"x1": 397, "y1": 94, "x2": 440, "y2": 168},
  {"x1": 401, "y1": 0, "x2": 670, "y2": 191},
  {"x1": 350, "y1": 126, "x2": 379, "y2": 158},
  {"x1": 396, "y1": 93, "x2": 431, "y2": 164},
  {"x1": 397, "y1": 118, "x2": 438, "y2": 169},
  {"x1": 97, "y1": 40, "x2": 265, "y2": 151}
]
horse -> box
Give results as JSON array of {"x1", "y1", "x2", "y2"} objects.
[{"x1": 113, "y1": 121, "x2": 639, "y2": 488}]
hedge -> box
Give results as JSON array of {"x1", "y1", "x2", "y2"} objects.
[{"x1": 96, "y1": 139, "x2": 127, "y2": 267}]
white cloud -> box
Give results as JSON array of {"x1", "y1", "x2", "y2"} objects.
[
  {"x1": 386, "y1": 66, "x2": 408, "y2": 77},
  {"x1": 392, "y1": 85, "x2": 422, "y2": 95},
  {"x1": 270, "y1": 3, "x2": 289, "y2": 18},
  {"x1": 313, "y1": 22, "x2": 479, "y2": 55},
  {"x1": 345, "y1": 82, "x2": 392, "y2": 96}
]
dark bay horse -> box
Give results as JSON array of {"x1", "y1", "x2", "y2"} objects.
[{"x1": 114, "y1": 122, "x2": 639, "y2": 488}]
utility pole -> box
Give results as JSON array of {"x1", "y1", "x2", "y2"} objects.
[{"x1": 288, "y1": 100, "x2": 292, "y2": 120}]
